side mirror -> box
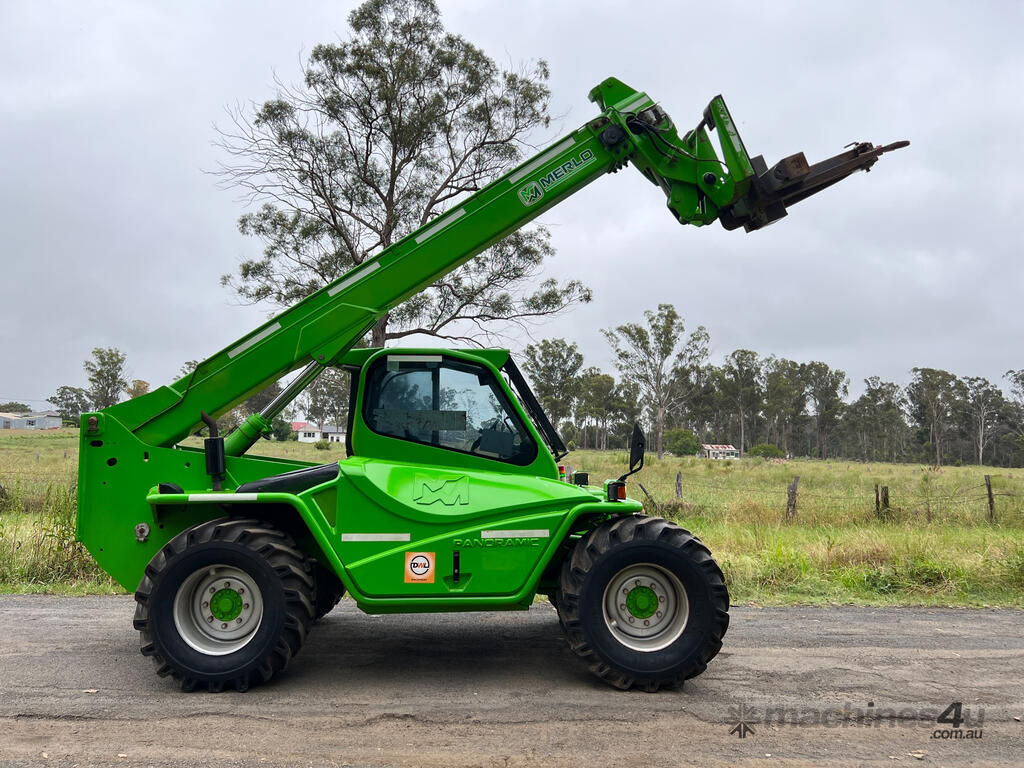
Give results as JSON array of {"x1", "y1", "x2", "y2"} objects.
[{"x1": 618, "y1": 423, "x2": 646, "y2": 482}]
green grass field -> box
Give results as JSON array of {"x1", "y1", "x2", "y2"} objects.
[{"x1": 1, "y1": 429, "x2": 1022, "y2": 605}]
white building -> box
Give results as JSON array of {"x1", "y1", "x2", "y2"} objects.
[
  {"x1": 0, "y1": 411, "x2": 62, "y2": 430},
  {"x1": 701, "y1": 443, "x2": 740, "y2": 460},
  {"x1": 292, "y1": 422, "x2": 346, "y2": 444}
]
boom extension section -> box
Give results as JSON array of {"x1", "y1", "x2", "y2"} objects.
[{"x1": 90, "y1": 77, "x2": 906, "y2": 456}]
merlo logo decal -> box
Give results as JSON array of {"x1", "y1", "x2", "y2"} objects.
[{"x1": 414, "y1": 474, "x2": 470, "y2": 506}]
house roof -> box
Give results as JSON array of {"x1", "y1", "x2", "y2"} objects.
[
  {"x1": 702, "y1": 444, "x2": 738, "y2": 451},
  {"x1": 294, "y1": 423, "x2": 345, "y2": 434}
]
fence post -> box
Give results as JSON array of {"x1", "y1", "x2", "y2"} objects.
[
  {"x1": 786, "y1": 476, "x2": 800, "y2": 520},
  {"x1": 881, "y1": 486, "x2": 890, "y2": 512},
  {"x1": 637, "y1": 482, "x2": 661, "y2": 515},
  {"x1": 985, "y1": 475, "x2": 995, "y2": 523},
  {"x1": 675, "y1": 471, "x2": 683, "y2": 500},
  {"x1": 875, "y1": 483, "x2": 880, "y2": 515}
]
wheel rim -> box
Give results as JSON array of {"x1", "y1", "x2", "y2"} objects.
[
  {"x1": 602, "y1": 563, "x2": 689, "y2": 652},
  {"x1": 172, "y1": 565, "x2": 264, "y2": 656}
]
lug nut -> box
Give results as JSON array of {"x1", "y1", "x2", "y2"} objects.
[
  {"x1": 221, "y1": 623, "x2": 228, "y2": 629},
  {"x1": 202, "y1": 601, "x2": 209, "y2": 609},
  {"x1": 207, "y1": 616, "x2": 214, "y2": 623},
  {"x1": 236, "y1": 618, "x2": 242, "y2": 624},
  {"x1": 243, "y1": 603, "x2": 249, "y2": 610},
  {"x1": 620, "y1": 604, "x2": 627, "y2": 611},
  {"x1": 209, "y1": 587, "x2": 216, "y2": 594},
  {"x1": 644, "y1": 620, "x2": 650, "y2": 627},
  {"x1": 622, "y1": 588, "x2": 628, "y2": 595},
  {"x1": 628, "y1": 617, "x2": 635, "y2": 623},
  {"x1": 634, "y1": 579, "x2": 641, "y2": 586},
  {"x1": 656, "y1": 611, "x2": 663, "y2": 618},
  {"x1": 659, "y1": 595, "x2": 665, "y2": 602},
  {"x1": 238, "y1": 588, "x2": 244, "y2": 595},
  {"x1": 224, "y1": 581, "x2": 231, "y2": 588}
]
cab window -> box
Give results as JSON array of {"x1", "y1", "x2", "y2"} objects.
[{"x1": 363, "y1": 356, "x2": 537, "y2": 465}]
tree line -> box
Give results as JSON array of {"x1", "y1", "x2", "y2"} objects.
[
  {"x1": 521, "y1": 304, "x2": 1024, "y2": 468},
  {"x1": 43, "y1": 347, "x2": 149, "y2": 423}
]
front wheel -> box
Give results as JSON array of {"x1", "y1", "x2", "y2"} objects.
[
  {"x1": 557, "y1": 515, "x2": 729, "y2": 691},
  {"x1": 133, "y1": 517, "x2": 315, "y2": 692}
]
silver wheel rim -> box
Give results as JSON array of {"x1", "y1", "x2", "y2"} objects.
[
  {"x1": 602, "y1": 563, "x2": 689, "y2": 652},
  {"x1": 172, "y1": 565, "x2": 264, "y2": 656}
]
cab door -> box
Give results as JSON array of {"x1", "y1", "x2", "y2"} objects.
[{"x1": 336, "y1": 353, "x2": 579, "y2": 599}]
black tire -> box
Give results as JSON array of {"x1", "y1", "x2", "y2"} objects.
[
  {"x1": 133, "y1": 517, "x2": 315, "y2": 692},
  {"x1": 557, "y1": 514, "x2": 729, "y2": 691},
  {"x1": 312, "y1": 561, "x2": 345, "y2": 621}
]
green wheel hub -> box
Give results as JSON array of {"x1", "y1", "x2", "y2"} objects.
[
  {"x1": 626, "y1": 585, "x2": 658, "y2": 619},
  {"x1": 210, "y1": 588, "x2": 243, "y2": 622}
]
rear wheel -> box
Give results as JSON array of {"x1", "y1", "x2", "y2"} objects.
[
  {"x1": 133, "y1": 517, "x2": 315, "y2": 692},
  {"x1": 557, "y1": 515, "x2": 729, "y2": 691}
]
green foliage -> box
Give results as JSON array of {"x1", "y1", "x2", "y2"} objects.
[
  {"x1": 46, "y1": 386, "x2": 92, "y2": 423},
  {"x1": 803, "y1": 361, "x2": 848, "y2": 459},
  {"x1": 665, "y1": 428, "x2": 701, "y2": 456},
  {"x1": 83, "y1": 347, "x2": 128, "y2": 409},
  {"x1": 521, "y1": 338, "x2": 583, "y2": 430},
  {"x1": 302, "y1": 368, "x2": 349, "y2": 431},
  {"x1": 0, "y1": 481, "x2": 114, "y2": 589},
  {"x1": 271, "y1": 417, "x2": 293, "y2": 442},
  {"x1": 716, "y1": 349, "x2": 761, "y2": 455},
  {"x1": 603, "y1": 304, "x2": 708, "y2": 459},
  {"x1": 313, "y1": 439, "x2": 331, "y2": 450},
  {"x1": 217, "y1": 0, "x2": 586, "y2": 345},
  {"x1": 0, "y1": 402, "x2": 30, "y2": 414},
  {"x1": 749, "y1": 442, "x2": 785, "y2": 459},
  {"x1": 907, "y1": 367, "x2": 966, "y2": 467}
]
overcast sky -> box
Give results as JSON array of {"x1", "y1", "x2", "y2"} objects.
[{"x1": 1, "y1": 0, "x2": 1021, "y2": 411}]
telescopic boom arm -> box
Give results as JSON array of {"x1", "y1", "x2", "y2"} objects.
[{"x1": 96, "y1": 77, "x2": 906, "y2": 454}]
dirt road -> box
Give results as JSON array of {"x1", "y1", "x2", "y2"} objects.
[{"x1": 0, "y1": 596, "x2": 1021, "y2": 766}]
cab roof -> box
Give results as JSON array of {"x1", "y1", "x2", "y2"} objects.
[{"x1": 337, "y1": 347, "x2": 511, "y2": 369}]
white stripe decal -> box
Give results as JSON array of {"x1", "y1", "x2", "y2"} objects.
[
  {"x1": 414, "y1": 208, "x2": 466, "y2": 244},
  {"x1": 387, "y1": 354, "x2": 442, "y2": 363},
  {"x1": 341, "y1": 533, "x2": 411, "y2": 543},
  {"x1": 188, "y1": 493, "x2": 258, "y2": 502},
  {"x1": 481, "y1": 529, "x2": 550, "y2": 539},
  {"x1": 228, "y1": 323, "x2": 281, "y2": 358},
  {"x1": 328, "y1": 261, "x2": 381, "y2": 296},
  {"x1": 618, "y1": 94, "x2": 650, "y2": 114},
  {"x1": 508, "y1": 137, "x2": 577, "y2": 184}
]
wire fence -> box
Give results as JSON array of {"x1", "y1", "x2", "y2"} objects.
[{"x1": 564, "y1": 462, "x2": 1024, "y2": 527}]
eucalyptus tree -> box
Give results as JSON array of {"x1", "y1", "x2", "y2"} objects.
[
  {"x1": 216, "y1": 0, "x2": 588, "y2": 346},
  {"x1": 603, "y1": 304, "x2": 709, "y2": 458}
]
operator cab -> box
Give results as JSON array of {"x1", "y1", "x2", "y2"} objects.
[{"x1": 360, "y1": 353, "x2": 539, "y2": 465}]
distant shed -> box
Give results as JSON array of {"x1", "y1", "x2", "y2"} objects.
[
  {"x1": 0, "y1": 410, "x2": 62, "y2": 430},
  {"x1": 701, "y1": 443, "x2": 740, "y2": 460}
]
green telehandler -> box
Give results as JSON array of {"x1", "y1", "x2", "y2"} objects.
[{"x1": 76, "y1": 77, "x2": 905, "y2": 692}]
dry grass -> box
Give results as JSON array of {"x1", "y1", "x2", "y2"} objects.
[{"x1": 1, "y1": 433, "x2": 1022, "y2": 604}]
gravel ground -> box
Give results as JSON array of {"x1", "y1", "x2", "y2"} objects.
[{"x1": 0, "y1": 596, "x2": 1021, "y2": 767}]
